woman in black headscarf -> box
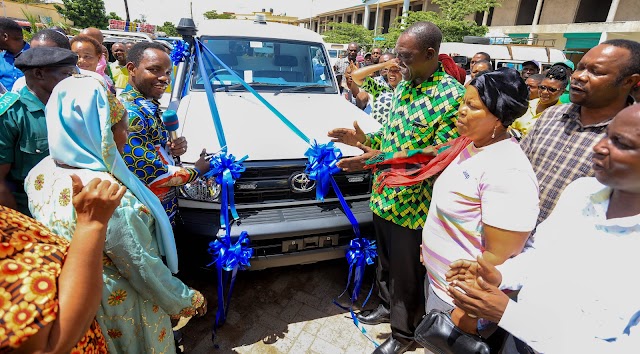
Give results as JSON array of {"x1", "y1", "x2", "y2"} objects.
[{"x1": 414, "y1": 68, "x2": 540, "y2": 340}]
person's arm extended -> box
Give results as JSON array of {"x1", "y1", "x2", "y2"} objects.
[
  {"x1": 14, "y1": 176, "x2": 126, "y2": 354},
  {"x1": 351, "y1": 60, "x2": 395, "y2": 86},
  {"x1": 0, "y1": 164, "x2": 17, "y2": 209}
]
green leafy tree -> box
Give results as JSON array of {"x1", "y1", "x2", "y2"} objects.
[
  {"x1": 203, "y1": 10, "x2": 236, "y2": 20},
  {"x1": 107, "y1": 12, "x2": 123, "y2": 21},
  {"x1": 157, "y1": 21, "x2": 179, "y2": 37},
  {"x1": 54, "y1": 0, "x2": 109, "y2": 29},
  {"x1": 322, "y1": 22, "x2": 374, "y2": 47},
  {"x1": 378, "y1": 0, "x2": 501, "y2": 48}
]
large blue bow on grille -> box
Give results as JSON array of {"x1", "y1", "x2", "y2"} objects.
[
  {"x1": 304, "y1": 141, "x2": 342, "y2": 201},
  {"x1": 170, "y1": 40, "x2": 190, "y2": 66},
  {"x1": 345, "y1": 238, "x2": 377, "y2": 301},
  {"x1": 203, "y1": 150, "x2": 248, "y2": 225}
]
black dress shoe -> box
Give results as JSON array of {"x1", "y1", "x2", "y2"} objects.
[
  {"x1": 372, "y1": 337, "x2": 413, "y2": 354},
  {"x1": 356, "y1": 304, "x2": 390, "y2": 325}
]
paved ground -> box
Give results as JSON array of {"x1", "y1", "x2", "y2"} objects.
[{"x1": 176, "y1": 259, "x2": 422, "y2": 354}]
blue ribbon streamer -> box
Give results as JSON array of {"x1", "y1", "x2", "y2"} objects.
[
  {"x1": 194, "y1": 40, "x2": 227, "y2": 148},
  {"x1": 196, "y1": 40, "x2": 311, "y2": 144},
  {"x1": 207, "y1": 231, "x2": 253, "y2": 337},
  {"x1": 304, "y1": 141, "x2": 342, "y2": 201},
  {"x1": 170, "y1": 40, "x2": 190, "y2": 66}
]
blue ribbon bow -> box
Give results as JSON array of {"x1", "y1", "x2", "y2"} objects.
[
  {"x1": 305, "y1": 141, "x2": 342, "y2": 201},
  {"x1": 208, "y1": 231, "x2": 253, "y2": 338},
  {"x1": 170, "y1": 40, "x2": 190, "y2": 66},
  {"x1": 204, "y1": 150, "x2": 248, "y2": 226},
  {"x1": 345, "y1": 238, "x2": 377, "y2": 301}
]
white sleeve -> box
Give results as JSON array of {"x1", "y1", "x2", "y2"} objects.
[
  {"x1": 481, "y1": 168, "x2": 540, "y2": 232},
  {"x1": 500, "y1": 302, "x2": 640, "y2": 354}
]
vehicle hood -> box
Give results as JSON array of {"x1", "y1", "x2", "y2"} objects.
[{"x1": 176, "y1": 91, "x2": 381, "y2": 162}]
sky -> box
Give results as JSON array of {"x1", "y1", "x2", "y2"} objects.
[{"x1": 102, "y1": 0, "x2": 366, "y2": 25}]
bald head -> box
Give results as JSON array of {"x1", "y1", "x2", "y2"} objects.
[{"x1": 80, "y1": 27, "x2": 103, "y2": 44}]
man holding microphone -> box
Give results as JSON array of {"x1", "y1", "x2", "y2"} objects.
[{"x1": 120, "y1": 42, "x2": 210, "y2": 225}]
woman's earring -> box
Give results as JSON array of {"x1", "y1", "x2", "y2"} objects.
[{"x1": 491, "y1": 126, "x2": 497, "y2": 139}]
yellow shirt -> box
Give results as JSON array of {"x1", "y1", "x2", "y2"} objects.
[
  {"x1": 109, "y1": 61, "x2": 129, "y2": 89},
  {"x1": 511, "y1": 99, "x2": 562, "y2": 137}
]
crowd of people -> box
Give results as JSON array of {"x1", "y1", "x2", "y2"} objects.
[{"x1": 1, "y1": 15, "x2": 640, "y2": 354}]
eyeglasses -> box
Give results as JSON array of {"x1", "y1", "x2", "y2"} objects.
[{"x1": 539, "y1": 85, "x2": 561, "y2": 93}]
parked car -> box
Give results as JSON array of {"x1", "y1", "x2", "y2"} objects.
[{"x1": 171, "y1": 18, "x2": 380, "y2": 271}]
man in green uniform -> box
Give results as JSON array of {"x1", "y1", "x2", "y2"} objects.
[{"x1": 0, "y1": 47, "x2": 77, "y2": 215}]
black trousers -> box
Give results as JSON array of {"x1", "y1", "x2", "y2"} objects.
[{"x1": 373, "y1": 214, "x2": 426, "y2": 343}]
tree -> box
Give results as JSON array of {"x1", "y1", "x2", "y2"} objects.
[
  {"x1": 54, "y1": 0, "x2": 109, "y2": 29},
  {"x1": 321, "y1": 22, "x2": 374, "y2": 47},
  {"x1": 203, "y1": 10, "x2": 236, "y2": 20},
  {"x1": 157, "y1": 21, "x2": 179, "y2": 37},
  {"x1": 377, "y1": 0, "x2": 502, "y2": 48},
  {"x1": 107, "y1": 12, "x2": 123, "y2": 21}
]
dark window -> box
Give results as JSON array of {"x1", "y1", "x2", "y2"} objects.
[
  {"x1": 516, "y1": 0, "x2": 539, "y2": 25},
  {"x1": 474, "y1": 7, "x2": 495, "y2": 26},
  {"x1": 575, "y1": 0, "x2": 612, "y2": 23},
  {"x1": 347, "y1": 15, "x2": 352, "y2": 23},
  {"x1": 356, "y1": 13, "x2": 363, "y2": 25},
  {"x1": 382, "y1": 9, "x2": 392, "y2": 33},
  {"x1": 412, "y1": 4, "x2": 423, "y2": 12},
  {"x1": 368, "y1": 11, "x2": 375, "y2": 30}
]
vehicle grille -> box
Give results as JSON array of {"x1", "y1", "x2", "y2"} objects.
[{"x1": 233, "y1": 159, "x2": 371, "y2": 204}]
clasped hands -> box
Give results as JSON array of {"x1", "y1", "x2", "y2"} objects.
[
  {"x1": 327, "y1": 121, "x2": 381, "y2": 172},
  {"x1": 445, "y1": 255, "x2": 510, "y2": 332}
]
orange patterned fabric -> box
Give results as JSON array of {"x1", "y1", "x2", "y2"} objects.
[{"x1": 0, "y1": 206, "x2": 107, "y2": 353}]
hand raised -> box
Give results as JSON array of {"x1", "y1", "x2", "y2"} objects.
[
  {"x1": 336, "y1": 142, "x2": 381, "y2": 172},
  {"x1": 71, "y1": 174, "x2": 126, "y2": 227},
  {"x1": 328, "y1": 120, "x2": 366, "y2": 147},
  {"x1": 195, "y1": 149, "x2": 211, "y2": 175}
]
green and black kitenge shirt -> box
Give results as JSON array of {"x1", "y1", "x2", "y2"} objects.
[{"x1": 366, "y1": 65, "x2": 465, "y2": 230}]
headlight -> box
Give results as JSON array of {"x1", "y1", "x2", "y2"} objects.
[{"x1": 180, "y1": 176, "x2": 221, "y2": 202}]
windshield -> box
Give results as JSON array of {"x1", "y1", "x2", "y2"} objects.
[{"x1": 192, "y1": 36, "x2": 337, "y2": 93}]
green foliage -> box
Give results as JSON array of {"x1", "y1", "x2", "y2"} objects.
[
  {"x1": 20, "y1": 9, "x2": 39, "y2": 42},
  {"x1": 157, "y1": 21, "x2": 179, "y2": 37},
  {"x1": 322, "y1": 22, "x2": 374, "y2": 47},
  {"x1": 54, "y1": 0, "x2": 109, "y2": 29},
  {"x1": 203, "y1": 10, "x2": 236, "y2": 20},
  {"x1": 433, "y1": 0, "x2": 502, "y2": 21},
  {"x1": 107, "y1": 12, "x2": 123, "y2": 21},
  {"x1": 377, "y1": 10, "x2": 489, "y2": 49}
]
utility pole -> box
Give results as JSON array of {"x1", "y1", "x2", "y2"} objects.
[{"x1": 190, "y1": 2, "x2": 194, "y2": 19}]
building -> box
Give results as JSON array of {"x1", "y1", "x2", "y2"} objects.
[
  {"x1": 300, "y1": 0, "x2": 640, "y2": 62},
  {"x1": 1, "y1": 0, "x2": 72, "y2": 27}
]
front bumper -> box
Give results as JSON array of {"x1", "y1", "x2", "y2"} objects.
[{"x1": 177, "y1": 198, "x2": 373, "y2": 271}]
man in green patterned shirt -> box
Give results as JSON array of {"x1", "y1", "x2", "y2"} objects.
[{"x1": 329, "y1": 22, "x2": 464, "y2": 354}]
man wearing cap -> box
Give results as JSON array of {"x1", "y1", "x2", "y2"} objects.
[
  {"x1": 554, "y1": 59, "x2": 575, "y2": 103},
  {"x1": 520, "y1": 60, "x2": 540, "y2": 80},
  {"x1": 0, "y1": 47, "x2": 77, "y2": 215}
]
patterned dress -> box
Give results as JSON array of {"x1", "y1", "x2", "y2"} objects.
[
  {"x1": 360, "y1": 76, "x2": 393, "y2": 125},
  {"x1": 119, "y1": 85, "x2": 199, "y2": 225},
  {"x1": 25, "y1": 159, "x2": 204, "y2": 354},
  {"x1": 0, "y1": 206, "x2": 107, "y2": 353},
  {"x1": 366, "y1": 65, "x2": 465, "y2": 229}
]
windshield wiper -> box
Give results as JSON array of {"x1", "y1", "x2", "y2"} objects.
[
  {"x1": 215, "y1": 82, "x2": 274, "y2": 92},
  {"x1": 274, "y1": 84, "x2": 333, "y2": 96}
]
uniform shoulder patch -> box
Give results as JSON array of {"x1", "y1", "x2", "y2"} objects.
[{"x1": 0, "y1": 92, "x2": 20, "y2": 116}]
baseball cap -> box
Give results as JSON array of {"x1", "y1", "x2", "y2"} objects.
[
  {"x1": 552, "y1": 59, "x2": 575, "y2": 70},
  {"x1": 522, "y1": 60, "x2": 540, "y2": 69}
]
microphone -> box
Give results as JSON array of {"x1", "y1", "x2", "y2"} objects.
[{"x1": 161, "y1": 109, "x2": 180, "y2": 142}]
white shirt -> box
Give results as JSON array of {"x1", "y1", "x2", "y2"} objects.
[
  {"x1": 497, "y1": 177, "x2": 640, "y2": 354},
  {"x1": 423, "y1": 138, "x2": 539, "y2": 305}
]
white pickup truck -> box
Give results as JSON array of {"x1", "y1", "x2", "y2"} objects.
[{"x1": 170, "y1": 17, "x2": 380, "y2": 271}]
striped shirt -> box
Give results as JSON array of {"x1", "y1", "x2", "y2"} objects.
[
  {"x1": 366, "y1": 65, "x2": 465, "y2": 229},
  {"x1": 520, "y1": 103, "x2": 610, "y2": 226}
]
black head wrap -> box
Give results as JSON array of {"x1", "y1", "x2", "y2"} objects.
[{"x1": 469, "y1": 67, "x2": 529, "y2": 127}]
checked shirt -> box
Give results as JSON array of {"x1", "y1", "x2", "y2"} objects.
[
  {"x1": 520, "y1": 103, "x2": 612, "y2": 226},
  {"x1": 366, "y1": 65, "x2": 464, "y2": 229}
]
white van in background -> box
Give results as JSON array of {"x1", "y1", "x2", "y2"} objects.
[{"x1": 441, "y1": 41, "x2": 568, "y2": 73}]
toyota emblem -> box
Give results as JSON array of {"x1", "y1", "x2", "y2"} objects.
[{"x1": 289, "y1": 172, "x2": 316, "y2": 193}]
